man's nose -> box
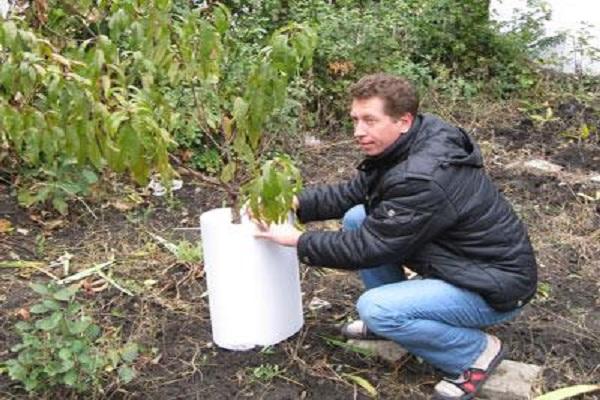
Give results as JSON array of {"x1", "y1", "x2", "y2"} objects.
[{"x1": 354, "y1": 122, "x2": 366, "y2": 137}]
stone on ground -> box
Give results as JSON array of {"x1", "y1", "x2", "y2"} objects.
[
  {"x1": 523, "y1": 159, "x2": 563, "y2": 173},
  {"x1": 480, "y1": 360, "x2": 542, "y2": 400},
  {"x1": 347, "y1": 340, "x2": 543, "y2": 399},
  {"x1": 346, "y1": 339, "x2": 407, "y2": 363}
]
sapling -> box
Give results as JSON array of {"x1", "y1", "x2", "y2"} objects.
[{"x1": 240, "y1": 154, "x2": 303, "y2": 226}]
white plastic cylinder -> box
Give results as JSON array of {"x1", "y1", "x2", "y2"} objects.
[{"x1": 199, "y1": 208, "x2": 304, "y2": 350}]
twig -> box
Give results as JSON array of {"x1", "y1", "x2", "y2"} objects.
[
  {"x1": 0, "y1": 260, "x2": 44, "y2": 269},
  {"x1": 148, "y1": 232, "x2": 179, "y2": 257},
  {"x1": 96, "y1": 270, "x2": 134, "y2": 296},
  {"x1": 57, "y1": 260, "x2": 114, "y2": 284},
  {"x1": 0, "y1": 260, "x2": 61, "y2": 280}
]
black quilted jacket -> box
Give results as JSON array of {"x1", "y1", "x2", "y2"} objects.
[{"x1": 296, "y1": 114, "x2": 537, "y2": 311}]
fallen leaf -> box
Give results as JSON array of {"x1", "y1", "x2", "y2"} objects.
[
  {"x1": 342, "y1": 373, "x2": 377, "y2": 397},
  {"x1": 16, "y1": 308, "x2": 30, "y2": 321},
  {"x1": 111, "y1": 200, "x2": 135, "y2": 211},
  {"x1": 44, "y1": 219, "x2": 64, "y2": 231},
  {"x1": 180, "y1": 149, "x2": 193, "y2": 162},
  {"x1": 0, "y1": 219, "x2": 13, "y2": 234}
]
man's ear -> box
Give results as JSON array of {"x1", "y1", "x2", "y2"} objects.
[{"x1": 397, "y1": 113, "x2": 414, "y2": 133}]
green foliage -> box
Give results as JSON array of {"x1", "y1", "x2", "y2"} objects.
[
  {"x1": 227, "y1": 0, "x2": 551, "y2": 128},
  {"x1": 0, "y1": 0, "x2": 566, "y2": 214},
  {"x1": 250, "y1": 363, "x2": 282, "y2": 382},
  {"x1": 241, "y1": 154, "x2": 302, "y2": 225},
  {"x1": 174, "y1": 240, "x2": 202, "y2": 264},
  {"x1": 0, "y1": 1, "x2": 315, "y2": 212},
  {"x1": 224, "y1": 22, "x2": 316, "y2": 177},
  {"x1": 2, "y1": 283, "x2": 139, "y2": 394},
  {"x1": 536, "y1": 281, "x2": 552, "y2": 302}
]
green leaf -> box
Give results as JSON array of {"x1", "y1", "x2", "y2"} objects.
[
  {"x1": 85, "y1": 324, "x2": 101, "y2": 339},
  {"x1": 67, "y1": 317, "x2": 91, "y2": 334},
  {"x1": 29, "y1": 304, "x2": 50, "y2": 314},
  {"x1": 42, "y1": 299, "x2": 62, "y2": 311},
  {"x1": 14, "y1": 321, "x2": 33, "y2": 332},
  {"x1": 232, "y1": 97, "x2": 248, "y2": 124},
  {"x1": 120, "y1": 342, "x2": 139, "y2": 363},
  {"x1": 35, "y1": 311, "x2": 62, "y2": 331},
  {"x1": 70, "y1": 340, "x2": 84, "y2": 354},
  {"x1": 534, "y1": 384, "x2": 600, "y2": 400},
  {"x1": 52, "y1": 197, "x2": 69, "y2": 216},
  {"x1": 213, "y1": 4, "x2": 231, "y2": 35},
  {"x1": 118, "y1": 365, "x2": 136, "y2": 384},
  {"x1": 6, "y1": 360, "x2": 28, "y2": 381},
  {"x1": 82, "y1": 169, "x2": 98, "y2": 184},
  {"x1": 62, "y1": 369, "x2": 77, "y2": 387},
  {"x1": 30, "y1": 283, "x2": 50, "y2": 295},
  {"x1": 53, "y1": 285, "x2": 78, "y2": 301},
  {"x1": 17, "y1": 190, "x2": 36, "y2": 208},
  {"x1": 220, "y1": 162, "x2": 236, "y2": 183},
  {"x1": 58, "y1": 348, "x2": 73, "y2": 361},
  {"x1": 2, "y1": 21, "x2": 18, "y2": 44}
]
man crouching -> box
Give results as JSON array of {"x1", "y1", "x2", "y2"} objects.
[{"x1": 255, "y1": 73, "x2": 537, "y2": 400}]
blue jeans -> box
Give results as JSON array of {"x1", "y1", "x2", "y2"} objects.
[{"x1": 342, "y1": 205, "x2": 521, "y2": 375}]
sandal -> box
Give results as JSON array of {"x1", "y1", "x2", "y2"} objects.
[{"x1": 432, "y1": 341, "x2": 507, "y2": 399}]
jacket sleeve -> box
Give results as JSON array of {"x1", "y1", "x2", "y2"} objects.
[
  {"x1": 297, "y1": 176, "x2": 458, "y2": 268},
  {"x1": 296, "y1": 173, "x2": 367, "y2": 223}
]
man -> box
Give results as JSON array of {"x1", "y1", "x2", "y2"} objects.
[{"x1": 254, "y1": 73, "x2": 537, "y2": 400}]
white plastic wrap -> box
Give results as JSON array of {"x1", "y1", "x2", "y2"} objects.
[{"x1": 199, "y1": 208, "x2": 304, "y2": 350}]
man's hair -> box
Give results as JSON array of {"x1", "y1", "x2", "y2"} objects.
[{"x1": 349, "y1": 73, "x2": 419, "y2": 119}]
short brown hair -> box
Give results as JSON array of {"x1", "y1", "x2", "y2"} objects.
[{"x1": 349, "y1": 73, "x2": 419, "y2": 118}]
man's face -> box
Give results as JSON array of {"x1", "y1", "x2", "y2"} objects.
[{"x1": 350, "y1": 97, "x2": 413, "y2": 156}]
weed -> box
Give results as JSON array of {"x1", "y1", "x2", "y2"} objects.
[
  {"x1": 536, "y1": 281, "x2": 552, "y2": 302},
  {"x1": 34, "y1": 233, "x2": 46, "y2": 257},
  {"x1": 250, "y1": 363, "x2": 282, "y2": 382},
  {"x1": 175, "y1": 240, "x2": 203, "y2": 264},
  {"x1": 1, "y1": 283, "x2": 139, "y2": 394}
]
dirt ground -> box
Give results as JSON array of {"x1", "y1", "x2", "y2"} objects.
[{"x1": 1, "y1": 97, "x2": 599, "y2": 399}]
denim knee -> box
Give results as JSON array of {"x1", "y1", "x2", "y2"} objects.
[
  {"x1": 356, "y1": 289, "x2": 389, "y2": 333},
  {"x1": 342, "y1": 205, "x2": 366, "y2": 231}
]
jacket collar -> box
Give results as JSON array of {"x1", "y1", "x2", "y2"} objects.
[{"x1": 357, "y1": 114, "x2": 423, "y2": 172}]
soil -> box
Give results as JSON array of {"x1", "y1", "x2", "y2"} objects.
[{"x1": 1, "y1": 98, "x2": 599, "y2": 400}]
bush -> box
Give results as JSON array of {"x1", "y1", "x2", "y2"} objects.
[{"x1": 0, "y1": 1, "x2": 316, "y2": 212}]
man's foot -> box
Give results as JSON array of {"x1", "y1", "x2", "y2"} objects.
[
  {"x1": 432, "y1": 334, "x2": 507, "y2": 400},
  {"x1": 340, "y1": 320, "x2": 381, "y2": 340}
]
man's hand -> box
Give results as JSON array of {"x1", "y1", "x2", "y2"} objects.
[{"x1": 254, "y1": 223, "x2": 302, "y2": 247}]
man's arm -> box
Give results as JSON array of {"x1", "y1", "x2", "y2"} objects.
[
  {"x1": 296, "y1": 173, "x2": 367, "y2": 223},
  {"x1": 297, "y1": 177, "x2": 458, "y2": 268}
]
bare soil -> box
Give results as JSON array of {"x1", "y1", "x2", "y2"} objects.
[{"x1": 1, "y1": 97, "x2": 599, "y2": 399}]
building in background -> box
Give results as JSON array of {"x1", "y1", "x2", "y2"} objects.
[{"x1": 491, "y1": 0, "x2": 600, "y2": 74}]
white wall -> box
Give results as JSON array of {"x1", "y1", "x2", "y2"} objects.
[
  {"x1": 491, "y1": 0, "x2": 600, "y2": 74},
  {"x1": 0, "y1": 0, "x2": 10, "y2": 19}
]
